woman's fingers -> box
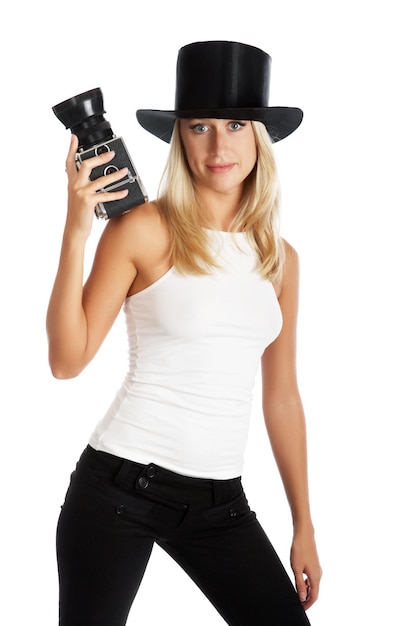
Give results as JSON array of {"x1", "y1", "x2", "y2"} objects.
[
  {"x1": 65, "y1": 135, "x2": 126, "y2": 188},
  {"x1": 65, "y1": 134, "x2": 79, "y2": 179},
  {"x1": 89, "y1": 166, "x2": 129, "y2": 193},
  {"x1": 75, "y1": 149, "x2": 117, "y2": 186},
  {"x1": 66, "y1": 134, "x2": 130, "y2": 204}
]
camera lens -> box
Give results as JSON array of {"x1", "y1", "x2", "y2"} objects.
[{"x1": 52, "y1": 88, "x2": 114, "y2": 150}]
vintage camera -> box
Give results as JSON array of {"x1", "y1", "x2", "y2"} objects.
[{"x1": 52, "y1": 87, "x2": 148, "y2": 219}]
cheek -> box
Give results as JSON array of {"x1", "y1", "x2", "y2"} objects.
[{"x1": 243, "y1": 143, "x2": 257, "y2": 174}]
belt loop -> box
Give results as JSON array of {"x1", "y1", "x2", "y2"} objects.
[{"x1": 113, "y1": 460, "x2": 133, "y2": 487}]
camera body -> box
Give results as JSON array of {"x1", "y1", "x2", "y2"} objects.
[
  {"x1": 76, "y1": 136, "x2": 148, "y2": 219},
  {"x1": 52, "y1": 87, "x2": 148, "y2": 219}
]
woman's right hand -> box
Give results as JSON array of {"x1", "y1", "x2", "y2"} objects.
[{"x1": 65, "y1": 134, "x2": 129, "y2": 238}]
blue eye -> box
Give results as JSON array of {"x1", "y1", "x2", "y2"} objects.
[
  {"x1": 191, "y1": 124, "x2": 209, "y2": 134},
  {"x1": 229, "y1": 121, "x2": 245, "y2": 131}
]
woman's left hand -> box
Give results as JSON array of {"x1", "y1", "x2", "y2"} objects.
[{"x1": 290, "y1": 529, "x2": 322, "y2": 610}]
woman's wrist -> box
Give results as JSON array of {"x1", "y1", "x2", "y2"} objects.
[{"x1": 291, "y1": 514, "x2": 315, "y2": 536}]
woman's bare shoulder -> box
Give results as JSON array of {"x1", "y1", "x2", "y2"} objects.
[
  {"x1": 102, "y1": 200, "x2": 168, "y2": 250},
  {"x1": 282, "y1": 238, "x2": 299, "y2": 264},
  {"x1": 272, "y1": 238, "x2": 299, "y2": 299},
  {"x1": 98, "y1": 200, "x2": 171, "y2": 294},
  {"x1": 106, "y1": 199, "x2": 164, "y2": 232}
]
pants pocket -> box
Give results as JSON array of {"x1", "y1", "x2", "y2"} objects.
[{"x1": 203, "y1": 491, "x2": 256, "y2": 528}]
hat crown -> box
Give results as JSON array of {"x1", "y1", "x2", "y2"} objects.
[{"x1": 175, "y1": 41, "x2": 271, "y2": 112}]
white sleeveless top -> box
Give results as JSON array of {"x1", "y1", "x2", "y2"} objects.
[{"x1": 89, "y1": 231, "x2": 282, "y2": 479}]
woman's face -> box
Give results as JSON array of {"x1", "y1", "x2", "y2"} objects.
[{"x1": 179, "y1": 118, "x2": 257, "y2": 198}]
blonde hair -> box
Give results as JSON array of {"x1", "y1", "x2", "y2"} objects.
[{"x1": 156, "y1": 120, "x2": 285, "y2": 282}]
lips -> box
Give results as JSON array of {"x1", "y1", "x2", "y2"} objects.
[{"x1": 206, "y1": 163, "x2": 235, "y2": 174}]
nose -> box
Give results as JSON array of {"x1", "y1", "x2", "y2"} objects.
[{"x1": 209, "y1": 126, "x2": 229, "y2": 156}]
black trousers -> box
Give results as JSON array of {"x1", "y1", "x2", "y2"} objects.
[{"x1": 57, "y1": 445, "x2": 311, "y2": 626}]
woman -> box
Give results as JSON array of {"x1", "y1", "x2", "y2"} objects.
[{"x1": 47, "y1": 41, "x2": 322, "y2": 625}]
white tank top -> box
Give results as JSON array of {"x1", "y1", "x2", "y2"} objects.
[{"x1": 89, "y1": 230, "x2": 282, "y2": 479}]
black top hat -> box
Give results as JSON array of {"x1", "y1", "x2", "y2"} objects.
[{"x1": 136, "y1": 40, "x2": 303, "y2": 144}]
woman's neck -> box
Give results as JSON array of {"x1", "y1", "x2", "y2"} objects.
[{"x1": 196, "y1": 187, "x2": 242, "y2": 232}]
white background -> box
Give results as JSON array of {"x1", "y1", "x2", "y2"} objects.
[{"x1": 1, "y1": 1, "x2": 416, "y2": 624}]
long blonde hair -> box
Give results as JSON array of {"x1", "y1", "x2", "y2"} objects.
[{"x1": 156, "y1": 120, "x2": 285, "y2": 282}]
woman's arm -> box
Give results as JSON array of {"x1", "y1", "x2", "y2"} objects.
[
  {"x1": 261, "y1": 241, "x2": 322, "y2": 609},
  {"x1": 46, "y1": 135, "x2": 137, "y2": 378}
]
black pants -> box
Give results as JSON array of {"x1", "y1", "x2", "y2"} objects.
[{"x1": 57, "y1": 445, "x2": 311, "y2": 626}]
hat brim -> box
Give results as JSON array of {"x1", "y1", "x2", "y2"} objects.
[{"x1": 136, "y1": 107, "x2": 303, "y2": 143}]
